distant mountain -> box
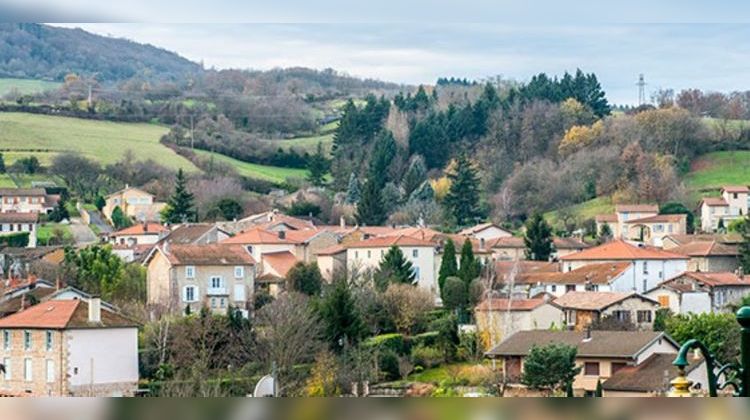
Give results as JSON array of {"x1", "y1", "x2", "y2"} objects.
[{"x1": 0, "y1": 23, "x2": 202, "y2": 83}]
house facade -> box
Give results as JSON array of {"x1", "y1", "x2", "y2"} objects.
[
  {"x1": 553, "y1": 291, "x2": 661, "y2": 331},
  {"x1": 474, "y1": 297, "x2": 563, "y2": 345},
  {"x1": 0, "y1": 298, "x2": 138, "y2": 397},
  {"x1": 560, "y1": 240, "x2": 688, "y2": 293},
  {"x1": 458, "y1": 223, "x2": 513, "y2": 241},
  {"x1": 522, "y1": 262, "x2": 633, "y2": 298},
  {"x1": 645, "y1": 271, "x2": 750, "y2": 314},
  {"x1": 0, "y1": 212, "x2": 38, "y2": 248},
  {"x1": 145, "y1": 243, "x2": 256, "y2": 317},
  {"x1": 0, "y1": 188, "x2": 56, "y2": 214},
  {"x1": 699, "y1": 186, "x2": 749, "y2": 232},
  {"x1": 596, "y1": 205, "x2": 686, "y2": 246},
  {"x1": 103, "y1": 186, "x2": 165, "y2": 223},
  {"x1": 670, "y1": 240, "x2": 740, "y2": 273}
]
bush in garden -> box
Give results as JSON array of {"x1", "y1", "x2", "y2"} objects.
[{"x1": 410, "y1": 345, "x2": 444, "y2": 369}]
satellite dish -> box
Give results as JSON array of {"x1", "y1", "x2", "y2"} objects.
[{"x1": 253, "y1": 374, "x2": 276, "y2": 397}]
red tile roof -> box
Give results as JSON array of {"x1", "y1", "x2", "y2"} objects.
[
  {"x1": 112, "y1": 222, "x2": 168, "y2": 236},
  {"x1": 385, "y1": 227, "x2": 445, "y2": 242},
  {"x1": 345, "y1": 235, "x2": 436, "y2": 249},
  {"x1": 700, "y1": 197, "x2": 728, "y2": 207},
  {"x1": 615, "y1": 204, "x2": 659, "y2": 213},
  {"x1": 475, "y1": 297, "x2": 549, "y2": 312},
  {"x1": 458, "y1": 223, "x2": 511, "y2": 236},
  {"x1": 554, "y1": 291, "x2": 657, "y2": 311},
  {"x1": 0, "y1": 212, "x2": 39, "y2": 223},
  {"x1": 0, "y1": 300, "x2": 137, "y2": 329},
  {"x1": 155, "y1": 244, "x2": 256, "y2": 265},
  {"x1": 721, "y1": 185, "x2": 749, "y2": 193},
  {"x1": 315, "y1": 244, "x2": 346, "y2": 256},
  {"x1": 625, "y1": 214, "x2": 686, "y2": 224},
  {"x1": 595, "y1": 214, "x2": 618, "y2": 223},
  {"x1": 664, "y1": 271, "x2": 750, "y2": 288},
  {"x1": 518, "y1": 262, "x2": 632, "y2": 286},
  {"x1": 670, "y1": 241, "x2": 739, "y2": 257},
  {"x1": 261, "y1": 251, "x2": 298, "y2": 279},
  {"x1": 560, "y1": 240, "x2": 688, "y2": 261},
  {"x1": 255, "y1": 214, "x2": 316, "y2": 231},
  {"x1": 222, "y1": 228, "x2": 299, "y2": 244}
]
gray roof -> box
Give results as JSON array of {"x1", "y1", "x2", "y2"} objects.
[{"x1": 486, "y1": 330, "x2": 677, "y2": 359}]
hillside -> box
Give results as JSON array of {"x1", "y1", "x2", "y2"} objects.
[
  {"x1": 684, "y1": 150, "x2": 750, "y2": 197},
  {"x1": 0, "y1": 78, "x2": 60, "y2": 96},
  {"x1": 0, "y1": 112, "x2": 198, "y2": 172},
  {"x1": 193, "y1": 150, "x2": 309, "y2": 184},
  {"x1": 0, "y1": 23, "x2": 201, "y2": 82}
]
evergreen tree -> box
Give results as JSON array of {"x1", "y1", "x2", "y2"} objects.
[
  {"x1": 95, "y1": 195, "x2": 106, "y2": 211},
  {"x1": 110, "y1": 206, "x2": 131, "y2": 229},
  {"x1": 356, "y1": 177, "x2": 386, "y2": 226},
  {"x1": 403, "y1": 155, "x2": 427, "y2": 197},
  {"x1": 162, "y1": 169, "x2": 197, "y2": 223},
  {"x1": 442, "y1": 277, "x2": 468, "y2": 310},
  {"x1": 318, "y1": 278, "x2": 366, "y2": 352},
  {"x1": 375, "y1": 246, "x2": 416, "y2": 289},
  {"x1": 458, "y1": 239, "x2": 481, "y2": 284},
  {"x1": 524, "y1": 213, "x2": 554, "y2": 261},
  {"x1": 0, "y1": 152, "x2": 5, "y2": 174},
  {"x1": 345, "y1": 172, "x2": 361, "y2": 204},
  {"x1": 597, "y1": 223, "x2": 613, "y2": 244},
  {"x1": 381, "y1": 182, "x2": 403, "y2": 213},
  {"x1": 739, "y1": 215, "x2": 750, "y2": 274},
  {"x1": 307, "y1": 142, "x2": 328, "y2": 186},
  {"x1": 444, "y1": 154, "x2": 482, "y2": 227},
  {"x1": 49, "y1": 196, "x2": 70, "y2": 223},
  {"x1": 369, "y1": 131, "x2": 397, "y2": 187},
  {"x1": 438, "y1": 239, "x2": 458, "y2": 299},
  {"x1": 287, "y1": 262, "x2": 323, "y2": 297}
]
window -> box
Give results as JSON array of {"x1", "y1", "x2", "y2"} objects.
[
  {"x1": 185, "y1": 266, "x2": 195, "y2": 279},
  {"x1": 550, "y1": 285, "x2": 557, "y2": 292},
  {"x1": 611, "y1": 362, "x2": 627, "y2": 375},
  {"x1": 642, "y1": 261, "x2": 648, "y2": 275},
  {"x1": 210, "y1": 276, "x2": 223, "y2": 289},
  {"x1": 23, "y1": 358, "x2": 32, "y2": 381},
  {"x1": 643, "y1": 279, "x2": 647, "y2": 292},
  {"x1": 734, "y1": 193, "x2": 739, "y2": 199},
  {"x1": 567, "y1": 310, "x2": 577, "y2": 325},
  {"x1": 45, "y1": 331, "x2": 53, "y2": 351},
  {"x1": 246, "y1": 245, "x2": 253, "y2": 254},
  {"x1": 234, "y1": 266, "x2": 244, "y2": 278},
  {"x1": 183, "y1": 286, "x2": 197, "y2": 303},
  {"x1": 2, "y1": 357, "x2": 9, "y2": 380},
  {"x1": 412, "y1": 249, "x2": 418, "y2": 258},
  {"x1": 566, "y1": 285, "x2": 576, "y2": 292},
  {"x1": 46, "y1": 360, "x2": 54, "y2": 383},
  {"x1": 367, "y1": 250, "x2": 371, "y2": 258},
  {"x1": 23, "y1": 331, "x2": 31, "y2": 351},
  {"x1": 637, "y1": 310, "x2": 653, "y2": 323},
  {"x1": 355, "y1": 251, "x2": 359, "y2": 258},
  {"x1": 668, "y1": 224, "x2": 673, "y2": 233},
  {"x1": 2, "y1": 330, "x2": 9, "y2": 350},
  {"x1": 584, "y1": 362, "x2": 600, "y2": 376},
  {"x1": 612, "y1": 310, "x2": 631, "y2": 323},
  {"x1": 380, "y1": 250, "x2": 384, "y2": 257},
  {"x1": 211, "y1": 298, "x2": 217, "y2": 308},
  {"x1": 220, "y1": 298, "x2": 226, "y2": 309}
]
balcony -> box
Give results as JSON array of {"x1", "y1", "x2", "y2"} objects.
[{"x1": 206, "y1": 287, "x2": 228, "y2": 296}]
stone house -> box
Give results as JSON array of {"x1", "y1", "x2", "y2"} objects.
[
  {"x1": 144, "y1": 243, "x2": 256, "y2": 317},
  {"x1": 102, "y1": 186, "x2": 165, "y2": 223},
  {"x1": 553, "y1": 291, "x2": 661, "y2": 331},
  {"x1": 645, "y1": 271, "x2": 750, "y2": 314},
  {"x1": 0, "y1": 298, "x2": 138, "y2": 396},
  {"x1": 458, "y1": 222, "x2": 513, "y2": 241},
  {"x1": 669, "y1": 241, "x2": 740, "y2": 273},
  {"x1": 485, "y1": 330, "x2": 701, "y2": 396},
  {"x1": 474, "y1": 297, "x2": 563, "y2": 346},
  {"x1": 315, "y1": 244, "x2": 347, "y2": 282},
  {"x1": 595, "y1": 205, "x2": 687, "y2": 246},
  {"x1": 699, "y1": 186, "x2": 749, "y2": 232}
]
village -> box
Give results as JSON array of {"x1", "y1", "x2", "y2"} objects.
[{"x1": 0, "y1": 181, "x2": 747, "y2": 397}]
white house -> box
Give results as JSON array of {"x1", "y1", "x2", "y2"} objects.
[
  {"x1": 0, "y1": 188, "x2": 56, "y2": 214},
  {"x1": 520, "y1": 262, "x2": 634, "y2": 298},
  {"x1": 0, "y1": 212, "x2": 38, "y2": 248},
  {"x1": 645, "y1": 271, "x2": 750, "y2": 315},
  {"x1": 0, "y1": 298, "x2": 139, "y2": 396},
  {"x1": 699, "y1": 186, "x2": 749, "y2": 232},
  {"x1": 345, "y1": 235, "x2": 438, "y2": 297},
  {"x1": 559, "y1": 240, "x2": 688, "y2": 293},
  {"x1": 458, "y1": 222, "x2": 513, "y2": 241}
]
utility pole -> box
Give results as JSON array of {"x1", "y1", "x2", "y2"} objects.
[{"x1": 637, "y1": 74, "x2": 646, "y2": 106}]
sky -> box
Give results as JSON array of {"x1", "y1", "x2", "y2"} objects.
[{"x1": 5, "y1": 0, "x2": 750, "y2": 105}]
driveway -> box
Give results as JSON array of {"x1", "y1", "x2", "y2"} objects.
[
  {"x1": 69, "y1": 217, "x2": 98, "y2": 245},
  {"x1": 88, "y1": 210, "x2": 113, "y2": 234}
]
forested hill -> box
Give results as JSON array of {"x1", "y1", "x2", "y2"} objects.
[{"x1": 0, "y1": 23, "x2": 202, "y2": 82}]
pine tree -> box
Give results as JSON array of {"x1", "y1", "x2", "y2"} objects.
[
  {"x1": 375, "y1": 246, "x2": 416, "y2": 289},
  {"x1": 458, "y1": 239, "x2": 480, "y2": 284},
  {"x1": 438, "y1": 239, "x2": 458, "y2": 299},
  {"x1": 345, "y1": 173, "x2": 361, "y2": 204},
  {"x1": 162, "y1": 168, "x2": 197, "y2": 223},
  {"x1": 369, "y1": 131, "x2": 397, "y2": 188},
  {"x1": 307, "y1": 142, "x2": 328, "y2": 186},
  {"x1": 524, "y1": 212, "x2": 554, "y2": 261},
  {"x1": 356, "y1": 177, "x2": 386, "y2": 226},
  {"x1": 444, "y1": 154, "x2": 482, "y2": 227},
  {"x1": 739, "y1": 215, "x2": 750, "y2": 274},
  {"x1": 110, "y1": 206, "x2": 130, "y2": 229},
  {"x1": 318, "y1": 278, "x2": 366, "y2": 352}
]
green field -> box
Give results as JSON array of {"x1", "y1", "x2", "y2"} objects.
[
  {"x1": 546, "y1": 196, "x2": 614, "y2": 229},
  {"x1": 36, "y1": 223, "x2": 73, "y2": 246},
  {"x1": 684, "y1": 150, "x2": 750, "y2": 197},
  {"x1": 264, "y1": 132, "x2": 334, "y2": 154},
  {"x1": 0, "y1": 78, "x2": 61, "y2": 97},
  {"x1": 0, "y1": 112, "x2": 198, "y2": 172},
  {"x1": 0, "y1": 174, "x2": 16, "y2": 188},
  {"x1": 7, "y1": 173, "x2": 64, "y2": 188},
  {"x1": 194, "y1": 150, "x2": 309, "y2": 184}
]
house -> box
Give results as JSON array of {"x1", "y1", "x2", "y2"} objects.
[
  {"x1": 102, "y1": 186, "x2": 165, "y2": 224},
  {"x1": 553, "y1": 291, "x2": 661, "y2": 331},
  {"x1": 0, "y1": 212, "x2": 38, "y2": 248},
  {"x1": 670, "y1": 241, "x2": 740, "y2": 273},
  {"x1": 345, "y1": 235, "x2": 438, "y2": 296},
  {"x1": 109, "y1": 223, "x2": 169, "y2": 247},
  {"x1": 160, "y1": 223, "x2": 230, "y2": 245},
  {"x1": 474, "y1": 297, "x2": 563, "y2": 346},
  {"x1": 0, "y1": 278, "x2": 57, "y2": 318},
  {"x1": 520, "y1": 262, "x2": 634, "y2": 298},
  {"x1": 458, "y1": 222, "x2": 513, "y2": 241},
  {"x1": 493, "y1": 261, "x2": 561, "y2": 297},
  {"x1": 0, "y1": 298, "x2": 139, "y2": 396},
  {"x1": 602, "y1": 352, "x2": 706, "y2": 396},
  {"x1": 220, "y1": 210, "x2": 316, "y2": 235},
  {"x1": 699, "y1": 186, "x2": 749, "y2": 232},
  {"x1": 489, "y1": 236, "x2": 589, "y2": 261},
  {"x1": 596, "y1": 205, "x2": 686, "y2": 246},
  {"x1": 485, "y1": 330, "x2": 691, "y2": 395},
  {"x1": 144, "y1": 243, "x2": 256, "y2": 317},
  {"x1": 662, "y1": 233, "x2": 742, "y2": 250},
  {"x1": 559, "y1": 240, "x2": 688, "y2": 293},
  {"x1": 255, "y1": 251, "x2": 298, "y2": 297},
  {"x1": 645, "y1": 271, "x2": 750, "y2": 314},
  {"x1": 0, "y1": 188, "x2": 57, "y2": 214},
  {"x1": 315, "y1": 244, "x2": 347, "y2": 282},
  {"x1": 222, "y1": 227, "x2": 338, "y2": 263}
]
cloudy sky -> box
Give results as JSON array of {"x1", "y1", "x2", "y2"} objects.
[{"x1": 16, "y1": 1, "x2": 748, "y2": 104}]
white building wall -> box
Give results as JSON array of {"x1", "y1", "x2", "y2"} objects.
[
  {"x1": 635, "y1": 335, "x2": 680, "y2": 364},
  {"x1": 681, "y1": 292, "x2": 712, "y2": 314},
  {"x1": 66, "y1": 328, "x2": 139, "y2": 389},
  {"x1": 568, "y1": 259, "x2": 687, "y2": 293},
  {"x1": 347, "y1": 245, "x2": 437, "y2": 296}
]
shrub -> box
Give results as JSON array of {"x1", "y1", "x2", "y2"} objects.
[
  {"x1": 378, "y1": 349, "x2": 400, "y2": 381},
  {"x1": 411, "y1": 345, "x2": 444, "y2": 369},
  {"x1": 0, "y1": 232, "x2": 29, "y2": 247},
  {"x1": 411, "y1": 331, "x2": 439, "y2": 348},
  {"x1": 456, "y1": 364, "x2": 494, "y2": 387},
  {"x1": 364, "y1": 333, "x2": 406, "y2": 355}
]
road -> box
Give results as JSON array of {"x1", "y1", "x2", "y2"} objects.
[
  {"x1": 69, "y1": 217, "x2": 98, "y2": 245},
  {"x1": 88, "y1": 210, "x2": 113, "y2": 235}
]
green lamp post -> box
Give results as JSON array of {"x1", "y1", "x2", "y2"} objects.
[{"x1": 669, "y1": 306, "x2": 750, "y2": 397}]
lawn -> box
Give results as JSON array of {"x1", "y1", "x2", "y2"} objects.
[
  {"x1": 684, "y1": 150, "x2": 750, "y2": 196},
  {"x1": 0, "y1": 78, "x2": 60, "y2": 97},
  {"x1": 36, "y1": 223, "x2": 74, "y2": 246},
  {"x1": 0, "y1": 112, "x2": 198, "y2": 172},
  {"x1": 194, "y1": 149, "x2": 309, "y2": 184},
  {"x1": 8, "y1": 173, "x2": 64, "y2": 188},
  {"x1": 263, "y1": 132, "x2": 334, "y2": 154},
  {"x1": 545, "y1": 196, "x2": 614, "y2": 229}
]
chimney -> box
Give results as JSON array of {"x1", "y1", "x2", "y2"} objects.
[
  {"x1": 55, "y1": 275, "x2": 61, "y2": 291},
  {"x1": 278, "y1": 230, "x2": 286, "y2": 240},
  {"x1": 340, "y1": 216, "x2": 345, "y2": 229},
  {"x1": 88, "y1": 297, "x2": 101, "y2": 323},
  {"x1": 163, "y1": 242, "x2": 170, "y2": 255}
]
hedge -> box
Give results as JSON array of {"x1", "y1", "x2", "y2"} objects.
[
  {"x1": 364, "y1": 333, "x2": 407, "y2": 355},
  {"x1": 0, "y1": 232, "x2": 29, "y2": 247}
]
